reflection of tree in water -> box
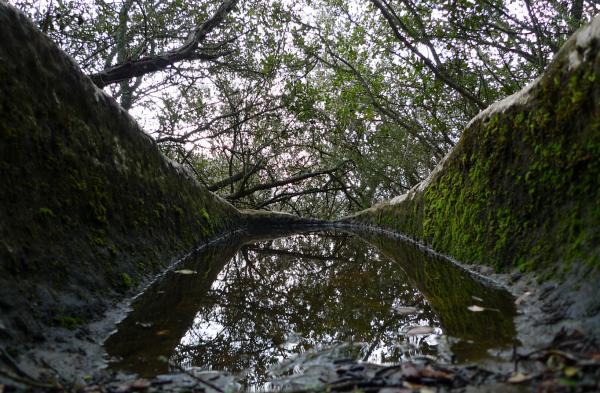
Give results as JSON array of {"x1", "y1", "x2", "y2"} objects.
[{"x1": 173, "y1": 233, "x2": 441, "y2": 385}]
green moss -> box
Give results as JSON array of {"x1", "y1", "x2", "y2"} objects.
[
  {"x1": 0, "y1": 6, "x2": 244, "y2": 350},
  {"x1": 198, "y1": 207, "x2": 211, "y2": 223},
  {"x1": 108, "y1": 243, "x2": 119, "y2": 256},
  {"x1": 37, "y1": 207, "x2": 55, "y2": 219},
  {"x1": 197, "y1": 207, "x2": 214, "y2": 236},
  {"x1": 154, "y1": 202, "x2": 167, "y2": 218},
  {"x1": 173, "y1": 205, "x2": 184, "y2": 217},
  {"x1": 54, "y1": 315, "x2": 85, "y2": 330},
  {"x1": 349, "y1": 37, "x2": 600, "y2": 280},
  {"x1": 87, "y1": 229, "x2": 107, "y2": 247},
  {"x1": 118, "y1": 272, "x2": 133, "y2": 290}
]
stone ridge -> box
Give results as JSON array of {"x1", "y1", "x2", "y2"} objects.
[
  {"x1": 0, "y1": 4, "x2": 241, "y2": 343},
  {"x1": 343, "y1": 16, "x2": 600, "y2": 282}
]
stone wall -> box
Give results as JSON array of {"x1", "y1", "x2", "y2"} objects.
[
  {"x1": 344, "y1": 17, "x2": 600, "y2": 281},
  {"x1": 0, "y1": 4, "x2": 241, "y2": 342}
]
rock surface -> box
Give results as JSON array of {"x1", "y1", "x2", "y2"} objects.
[
  {"x1": 0, "y1": 3, "x2": 242, "y2": 346},
  {"x1": 1, "y1": 2, "x2": 600, "y2": 391},
  {"x1": 343, "y1": 17, "x2": 600, "y2": 333}
]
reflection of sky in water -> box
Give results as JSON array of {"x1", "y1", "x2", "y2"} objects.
[
  {"x1": 105, "y1": 231, "x2": 516, "y2": 386},
  {"x1": 171, "y1": 234, "x2": 446, "y2": 385}
]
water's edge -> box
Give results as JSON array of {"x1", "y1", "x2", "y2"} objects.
[{"x1": 12, "y1": 222, "x2": 571, "y2": 388}]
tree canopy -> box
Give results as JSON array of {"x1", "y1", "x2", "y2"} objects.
[{"x1": 12, "y1": 0, "x2": 599, "y2": 218}]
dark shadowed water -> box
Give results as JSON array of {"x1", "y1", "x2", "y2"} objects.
[{"x1": 104, "y1": 229, "x2": 516, "y2": 387}]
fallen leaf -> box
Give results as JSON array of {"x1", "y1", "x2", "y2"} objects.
[
  {"x1": 420, "y1": 367, "x2": 454, "y2": 381},
  {"x1": 155, "y1": 329, "x2": 170, "y2": 336},
  {"x1": 563, "y1": 367, "x2": 580, "y2": 378},
  {"x1": 131, "y1": 379, "x2": 151, "y2": 390},
  {"x1": 406, "y1": 326, "x2": 434, "y2": 336},
  {"x1": 174, "y1": 269, "x2": 196, "y2": 275},
  {"x1": 507, "y1": 372, "x2": 530, "y2": 383},
  {"x1": 379, "y1": 388, "x2": 412, "y2": 393},
  {"x1": 402, "y1": 381, "x2": 426, "y2": 389},
  {"x1": 515, "y1": 291, "x2": 532, "y2": 305},
  {"x1": 401, "y1": 363, "x2": 420, "y2": 378},
  {"x1": 393, "y1": 306, "x2": 419, "y2": 315},
  {"x1": 467, "y1": 305, "x2": 485, "y2": 312},
  {"x1": 114, "y1": 383, "x2": 131, "y2": 393}
]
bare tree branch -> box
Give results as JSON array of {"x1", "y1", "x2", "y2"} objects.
[
  {"x1": 90, "y1": 0, "x2": 238, "y2": 87},
  {"x1": 226, "y1": 166, "x2": 343, "y2": 201},
  {"x1": 208, "y1": 159, "x2": 265, "y2": 192},
  {"x1": 369, "y1": 0, "x2": 487, "y2": 109}
]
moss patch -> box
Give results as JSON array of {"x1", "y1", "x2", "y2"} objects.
[
  {"x1": 345, "y1": 24, "x2": 600, "y2": 280},
  {"x1": 0, "y1": 4, "x2": 241, "y2": 343}
]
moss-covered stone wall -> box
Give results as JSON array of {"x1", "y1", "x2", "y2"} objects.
[
  {"x1": 344, "y1": 18, "x2": 600, "y2": 280},
  {"x1": 0, "y1": 4, "x2": 241, "y2": 341}
]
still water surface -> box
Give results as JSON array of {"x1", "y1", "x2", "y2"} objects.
[{"x1": 104, "y1": 230, "x2": 516, "y2": 386}]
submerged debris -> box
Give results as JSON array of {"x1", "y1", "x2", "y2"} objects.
[
  {"x1": 2, "y1": 329, "x2": 600, "y2": 392},
  {"x1": 509, "y1": 329, "x2": 600, "y2": 392}
]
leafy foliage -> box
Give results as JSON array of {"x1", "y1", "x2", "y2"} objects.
[{"x1": 10, "y1": 0, "x2": 600, "y2": 217}]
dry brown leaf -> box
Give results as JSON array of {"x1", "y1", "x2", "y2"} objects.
[
  {"x1": 406, "y1": 326, "x2": 434, "y2": 336},
  {"x1": 507, "y1": 372, "x2": 530, "y2": 383},
  {"x1": 155, "y1": 329, "x2": 170, "y2": 336},
  {"x1": 131, "y1": 379, "x2": 151, "y2": 390},
  {"x1": 420, "y1": 367, "x2": 454, "y2": 381},
  {"x1": 515, "y1": 291, "x2": 532, "y2": 305}
]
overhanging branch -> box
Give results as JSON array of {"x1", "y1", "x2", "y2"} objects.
[{"x1": 90, "y1": 0, "x2": 238, "y2": 88}]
